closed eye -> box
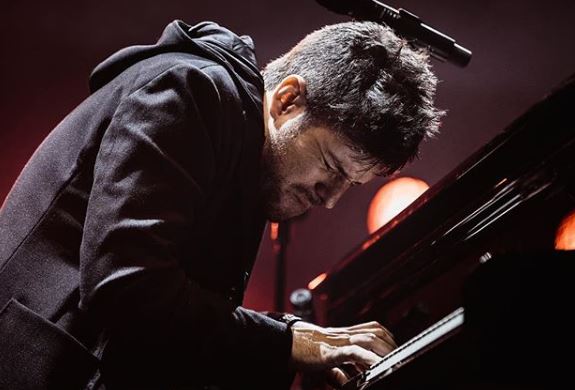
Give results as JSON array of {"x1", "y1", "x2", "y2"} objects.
[
  {"x1": 330, "y1": 154, "x2": 362, "y2": 186},
  {"x1": 322, "y1": 155, "x2": 337, "y2": 174},
  {"x1": 323, "y1": 155, "x2": 361, "y2": 186},
  {"x1": 318, "y1": 141, "x2": 363, "y2": 186}
]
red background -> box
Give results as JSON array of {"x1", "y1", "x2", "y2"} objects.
[{"x1": 2, "y1": 0, "x2": 575, "y2": 313}]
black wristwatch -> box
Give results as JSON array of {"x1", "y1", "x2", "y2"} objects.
[
  {"x1": 279, "y1": 313, "x2": 303, "y2": 328},
  {"x1": 265, "y1": 312, "x2": 303, "y2": 328}
]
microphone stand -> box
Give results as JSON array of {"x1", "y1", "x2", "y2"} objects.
[
  {"x1": 316, "y1": 0, "x2": 472, "y2": 67},
  {"x1": 273, "y1": 221, "x2": 290, "y2": 311}
]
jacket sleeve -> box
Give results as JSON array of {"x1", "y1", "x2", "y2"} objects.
[{"x1": 79, "y1": 64, "x2": 293, "y2": 388}]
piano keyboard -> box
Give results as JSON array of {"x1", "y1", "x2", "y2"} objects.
[{"x1": 343, "y1": 307, "x2": 465, "y2": 390}]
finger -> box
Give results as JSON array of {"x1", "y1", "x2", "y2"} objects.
[
  {"x1": 350, "y1": 321, "x2": 395, "y2": 342},
  {"x1": 339, "y1": 327, "x2": 397, "y2": 348},
  {"x1": 329, "y1": 321, "x2": 395, "y2": 343},
  {"x1": 349, "y1": 333, "x2": 396, "y2": 357},
  {"x1": 346, "y1": 321, "x2": 381, "y2": 330},
  {"x1": 323, "y1": 333, "x2": 355, "y2": 347},
  {"x1": 335, "y1": 345, "x2": 382, "y2": 370},
  {"x1": 322, "y1": 331, "x2": 395, "y2": 353},
  {"x1": 325, "y1": 367, "x2": 349, "y2": 389}
]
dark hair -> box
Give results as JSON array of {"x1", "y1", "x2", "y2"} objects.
[{"x1": 262, "y1": 21, "x2": 444, "y2": 175}]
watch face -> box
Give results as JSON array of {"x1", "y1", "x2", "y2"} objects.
[{"x1": 282, "y1": 314, "x2": 302, "y2": 327}]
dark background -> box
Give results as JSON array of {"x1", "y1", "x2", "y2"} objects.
[{"x1": 1, "y1": 0, "x2": 574, "y2": 312}]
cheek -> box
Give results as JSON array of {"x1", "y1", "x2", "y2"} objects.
[
  {"x1": 274, "y1": 135, "x2": 326, "y2": 190},
  {"x1": 282, "y1": 160, "x2": 324, "y2": 188},
  {"x1": 285, "y1": 147, "x2": 326, "y2": 185}
]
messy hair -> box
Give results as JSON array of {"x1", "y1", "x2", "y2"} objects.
[{"x1": 262, "y1": 21, "x2": 444, "y2": 175}]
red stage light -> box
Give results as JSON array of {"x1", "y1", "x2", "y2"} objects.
[
  {"x1": 308, "y1": 272, "x2": 327, "y2": 290},
  {"x1": 270, "y1": 222, "x2": 279, "y2": 241},
  {"x1": 555, "y1": 210, "x2": 575, "y2": 250},
  {"x1": 367, "y1": 177, "x2": 429, "y2": 234}
]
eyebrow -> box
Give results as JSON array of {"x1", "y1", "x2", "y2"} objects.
[{"x1": 328, "y1": 150, "x2": 361, "y2": 186}]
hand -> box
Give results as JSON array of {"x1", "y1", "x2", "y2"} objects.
[{"x1": 290, "y1": 320, "x2": 397, "y2": 387}]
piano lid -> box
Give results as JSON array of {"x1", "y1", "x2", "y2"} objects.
[{"x1": 311, "y1": 74, "x2": 575, "y2": 329}]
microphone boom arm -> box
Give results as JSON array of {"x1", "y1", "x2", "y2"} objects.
[{"x1": 317, "y1": 0, "x2": 472, "y2": 67}]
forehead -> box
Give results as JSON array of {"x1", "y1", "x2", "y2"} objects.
[{"x1": 310, "y1": 125, "x2": 381, "y2": 183}]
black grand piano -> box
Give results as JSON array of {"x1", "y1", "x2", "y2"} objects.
[{"x1": 307, "y1": 75, "x2": 575, "y2": 388}]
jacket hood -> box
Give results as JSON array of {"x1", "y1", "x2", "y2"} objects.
[{"x1": 89, "y1": 20, "x2": 263, "y2": 101}]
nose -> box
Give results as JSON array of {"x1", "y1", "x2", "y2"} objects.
[{"x1": 315, "y1": 177, "x2": 350, "y2": 209}]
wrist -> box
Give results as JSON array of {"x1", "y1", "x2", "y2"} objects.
[{"x1": 280, "y1": 313, "x2": 303, "y2": 329}]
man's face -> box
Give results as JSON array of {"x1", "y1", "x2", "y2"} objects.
[{"x1": 260, "y1": 115, "x2": 379, "y2": 222}]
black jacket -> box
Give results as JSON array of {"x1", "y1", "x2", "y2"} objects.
[{"x1": 0, "y1": 20, "x2": 292, "y2": 389}]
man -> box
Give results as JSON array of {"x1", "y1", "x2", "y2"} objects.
[{"x1": 0, "y1": 19, "x2": 441, "y2": 389}]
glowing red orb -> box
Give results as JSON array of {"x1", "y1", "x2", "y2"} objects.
[
  {"x1": 555, "y1": 210, "x2": 575, "y2": 250},
  {"x1": 367, "y1": 177, "x2": 429, "y2": 234}
]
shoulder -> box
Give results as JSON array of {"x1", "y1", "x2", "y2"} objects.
[
  {"x1": 124, "y1": 54, "x2": 239, "y2": 103},
  {"x1": 117, "y1": 56, "x2": 250, "y2": 160},
  {"x1": 121, "y1": 56, "x2": 246, "y2": 134}
]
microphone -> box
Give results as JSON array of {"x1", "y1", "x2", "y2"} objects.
[
  {"x1": 315, "y1": 0, "x2": 472, "y2": 67},
  {"x1": 289, "y1": 288, "x2": 315, "y2": 322}
]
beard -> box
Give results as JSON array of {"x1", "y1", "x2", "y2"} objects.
[
  {"x1": 259, "y1": 141, "x2": 287, "y2": 221},
  {"x1": 259, "y1": 115, "x2": 309, "y2": 222}
]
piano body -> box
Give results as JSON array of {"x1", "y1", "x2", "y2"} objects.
[{"x1": 308, "y1": 75, "x2": 575, "y2": 387}]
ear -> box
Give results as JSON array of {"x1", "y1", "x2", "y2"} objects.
[{"x1": 269, "y1": 75, "x2": 307, "y2": 128}]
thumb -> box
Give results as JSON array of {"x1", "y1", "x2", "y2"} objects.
[
  {"x1": 334, "y1": 345, "x2": 381, "y2": 370},
  {"x1": 325, "y1": 367, "x2": 349, "y2": 389}
]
